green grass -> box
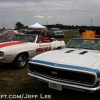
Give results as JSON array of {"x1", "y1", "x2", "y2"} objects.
[
  {"x1": 56, "y1": 30, "x2": 78, "y2": 44},
  {"x1": 0, "y1": 31, "x2": 100, "y2": 100}
]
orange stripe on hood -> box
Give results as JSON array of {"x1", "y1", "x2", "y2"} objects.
[{"x1": 0, "y1": 41, "x2": 25, "y2": 48}]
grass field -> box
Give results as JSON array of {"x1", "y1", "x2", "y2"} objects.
[{"x1": 0, "y1": 31, "x2": 100, "y2": 100}]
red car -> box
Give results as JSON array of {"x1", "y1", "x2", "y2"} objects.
[{"x1": 0, "y1": 30, "x2": 21, "y2": 42}]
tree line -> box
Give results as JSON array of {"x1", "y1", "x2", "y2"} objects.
[{"x1": 15, "y1": 22, "x2": 100, "y2": 30}]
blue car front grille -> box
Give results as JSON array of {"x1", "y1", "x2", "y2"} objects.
[{"x1": 28, "y1": 63, "x2": 96, "y2": 86}]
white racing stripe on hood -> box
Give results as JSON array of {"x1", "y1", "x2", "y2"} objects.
[{"x1": 32, "y1": 48, "x2": 100, "y2": 68}]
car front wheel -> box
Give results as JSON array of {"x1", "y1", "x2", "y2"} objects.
[{"x1": 13, "y1": 53, "x2": 28, "y2": 68}]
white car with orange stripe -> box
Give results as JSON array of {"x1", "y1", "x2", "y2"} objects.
[{"x1": 0, "y1": 34, "x2": 65, "y2": 68}]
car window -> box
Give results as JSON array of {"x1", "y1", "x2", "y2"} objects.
[
  {"x1": 27, "y1": 36, "x2": 36, "y2": 42},
  {"x1": 7, "y1": 34, "x2": 16, "y2": 40},
  {"x1": 13, "y1": 35, "x2": 37, "y2": 42},
  {"x1": 0, "y1": 31, "x2": 6, "y2": 36},
  {"x1": 52, "y1": 28, "x2": 61, "y2": 31}
]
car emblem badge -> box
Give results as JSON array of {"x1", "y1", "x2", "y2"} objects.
[{"x1": 51, "y1": 71, "x2": 57, "y2": 75}]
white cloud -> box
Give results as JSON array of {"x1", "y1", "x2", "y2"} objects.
[
  {"x1": 34, "y1": 15, "x2": 44, "y2": 18},
  {"x1": 0, "y1": 0, "x2": 100, "y2": 26},
  {"x1": 47, "y1": 16, "x2": 51, "y2": 18}
]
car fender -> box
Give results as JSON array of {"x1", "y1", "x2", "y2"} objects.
[
  {"x1": 1, "y1": 43, "x2": 37, "y2": 63},
  {"x1": 50, "y1": 40, "x2": 65, "y2": 49}
]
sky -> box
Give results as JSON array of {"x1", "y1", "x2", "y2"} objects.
[{"x1": 0, "y1": 0, "x2": 100, "y2": 28}]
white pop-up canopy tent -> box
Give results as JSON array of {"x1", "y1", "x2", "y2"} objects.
[{"x1": 28, "y1": 22, "x2": 47, "y2": 29}]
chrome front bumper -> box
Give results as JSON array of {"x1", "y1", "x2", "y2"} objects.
[{"x1": 28, "y1": 72, "x2": 100, "y2": 93}]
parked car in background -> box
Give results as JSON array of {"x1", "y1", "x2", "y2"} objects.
[
  {"x1": 0, "y1": 30, "x2": 21, "y2": 42},
  {"x1": 28, "y1": 38, "x2": 100, "y2": 93},
  {"x1": 46, "y1": 28, "x2": 64, "y2": 38},
  {"x1": 0, "y1": 34, "x2": 65, "y2": 68}
]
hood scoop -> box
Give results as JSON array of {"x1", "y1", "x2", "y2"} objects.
[
  {"x1": 79, "y1": 51, "x2": 88, "y2": 55},
  {"x1": 65, "y1": 50, "x2": 75, "y2": 53}
]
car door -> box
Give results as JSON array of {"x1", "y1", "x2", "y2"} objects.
[{"x1": 35, "y1": 41, "x2": 52, "y2": 54}]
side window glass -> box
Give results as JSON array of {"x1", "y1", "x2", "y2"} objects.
[
  {"x1": 9, "y1": 34, "x2": 15, "y2": 40},
  {"x1": 3, "y1": 34, "x2": 9, "y2": 40}
]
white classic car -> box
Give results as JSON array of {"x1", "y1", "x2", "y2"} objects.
[
  {"x1": 28, "y1": 38, "x2": 100, "y2": 93},
  {"x1": 0, "y1": 34, "x2": 65, "y2": 68}
]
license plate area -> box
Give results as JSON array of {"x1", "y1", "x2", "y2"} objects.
[{"x1": 48, "y1": 82, "x2": 62, "y2": 91}]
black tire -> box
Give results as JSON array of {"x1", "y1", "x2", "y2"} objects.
[{"x1": 13, "y1": 53, "x2": 28, "y2": 68}]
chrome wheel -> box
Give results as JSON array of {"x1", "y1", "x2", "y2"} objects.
[
  {"x1": 13, "y1": 53, "x2": 28, "y2": 68},
  {"x1": 17, "y1": 54, "x2": 27, "y2": 67}
]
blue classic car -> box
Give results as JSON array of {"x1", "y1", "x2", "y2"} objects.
[{"x1": 28, "y1": 38, "x2": 100, "y2": 93}]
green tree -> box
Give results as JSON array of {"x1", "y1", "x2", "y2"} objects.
[{"x1": 15, "y1": 22, "x2": 24, "y2": 29}]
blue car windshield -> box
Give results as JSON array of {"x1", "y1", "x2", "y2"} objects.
[{"x1": 66, "y1": 38, "x2": 100, "y2": 50}]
